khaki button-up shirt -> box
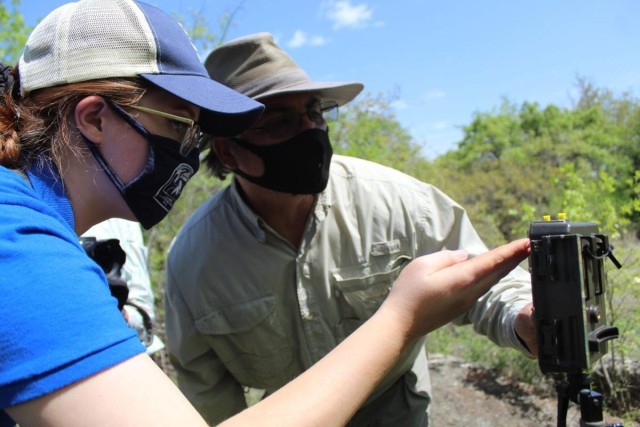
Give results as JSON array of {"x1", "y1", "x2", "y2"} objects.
[{"x1": 165, "y1": 155, "x2": 532, "y2": 425}]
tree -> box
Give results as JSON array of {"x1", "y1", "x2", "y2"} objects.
[
  {"x1": 0, "y1": 0, "x2": 31, "y2": 64},
  {"x1": 329, "y1": 91, "x2": 430, "y2": 177},
  {"x1": 172, "y1": 1, "x2": 247, "y2": 56},
  {"x1": 433, "y1": 82, "x2": 640, "y2": 243}
]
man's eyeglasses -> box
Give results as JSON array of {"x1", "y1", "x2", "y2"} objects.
[
  {"x1": 107, "y1": 100, "x2": 203, "y2": 156},
  {"x1": 248, "y1": 101, "x2": 339, "y2": 140}
]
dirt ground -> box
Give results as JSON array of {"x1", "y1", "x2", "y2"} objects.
[
  {"x1": 153, "y1": 349, "x2": 636, "y2": 426},
  {"x1": 427, "y1": 353, "x2": 633, "y2": 427}
]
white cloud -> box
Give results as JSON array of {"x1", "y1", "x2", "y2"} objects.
[
  {"x1": 287, "y1": 30, "x2": 307, "y2": 48},
  {"x1": 324, "y1": 0, "x2": 374, "y2": 30},
  {"x1": 431, "y1": 121, "x2": 449, "y2": 131},
  {"x1": 309, "y1": 35, "x2": 329, "y2": 46},
  {"x1": 286, "y1": 30, "x2": 329, "y2": 49},
  {"x1": 424, "y1": 89, "x2": 446, "y2": 100}
]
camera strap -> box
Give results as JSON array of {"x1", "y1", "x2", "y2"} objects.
[{"x1": 583, "y1": 235, "x2": 622, "y2": 269}]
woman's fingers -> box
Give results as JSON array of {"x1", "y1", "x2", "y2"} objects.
[
  {"x1": 432, "y1": 238, "x2": 531, "y2": 294},
  {"x1": 405, "y1": 248, "x2": 470, "y2": 277},
  {"x1": 385, "y1": 238, "x2": 531, "y2": 339}
]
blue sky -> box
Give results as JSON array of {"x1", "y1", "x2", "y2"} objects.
[{"x1": 23, "y1": 1, "x2": 640, "y2": 158}]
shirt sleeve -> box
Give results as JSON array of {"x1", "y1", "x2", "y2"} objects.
[
  {"x1": 164, "y1": 252, "x2": 248, "y2": 425},
  {"x1": 1, "y1": 189, "x2": 144, "y2": 409}
]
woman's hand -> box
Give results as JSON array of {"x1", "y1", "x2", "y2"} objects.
[{"x1": 382, "y1": 238, "x2": 531, "y2": 342}]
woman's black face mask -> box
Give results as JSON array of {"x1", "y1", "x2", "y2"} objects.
[
  {"x1": 231, "y1": 128, "x2": 333, "y2": 195},
  {"x1": 84, "y1": 101, "x2": 200, "y2": 229}
]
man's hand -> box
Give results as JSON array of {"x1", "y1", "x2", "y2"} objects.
[{"x1": 515, "y1": 302, "x2": 538, "y2": 356}]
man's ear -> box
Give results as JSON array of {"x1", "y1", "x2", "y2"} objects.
[
  {"x1": 74, "y1": 96, "x2": 109, "y2": 144},
  {"x1": 212, "y1": 137, "x2": 239, "y2": 169}
]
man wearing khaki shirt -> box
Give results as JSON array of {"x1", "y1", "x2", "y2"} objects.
[{"x1": 165, "y1": 32, "x2": 537, "y2": 426}]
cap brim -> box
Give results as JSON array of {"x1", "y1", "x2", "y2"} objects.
[
  {"x1": 256, "y1": 81, "x2": 364, "y2": 107},
  {"x1": 140, "y1": 73, "x2": 264, "y2": 137}
]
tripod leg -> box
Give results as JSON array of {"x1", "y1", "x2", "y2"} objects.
[{"x1": 557, "y1": 381, "x2": 570, "y2": 427}]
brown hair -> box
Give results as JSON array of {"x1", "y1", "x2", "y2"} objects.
[
  {"x1": 0, "y1": 67, "x2": 147, "y2": 172},
  {"x1": 203, "y1": 138, "x2": 232, "y2": 180}
]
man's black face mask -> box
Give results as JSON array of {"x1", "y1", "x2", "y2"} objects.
[{"x1": 231, "y1": 128, "x2": 333, "y2": 195}]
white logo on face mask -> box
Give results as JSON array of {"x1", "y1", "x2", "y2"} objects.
[{"x1": 154, "y1": 163, "x2": 195, "y2": 211}]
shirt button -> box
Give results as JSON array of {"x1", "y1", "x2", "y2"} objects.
[{"x1": 302, "y1": 263, "x2": 311, "y2": 278}]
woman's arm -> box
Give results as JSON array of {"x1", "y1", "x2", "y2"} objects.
[
  {"x1": 7, "y1": 239, "x2": 529, "y2": 427},
  {"x1": 6, "y1": 354, "x2": 209, "y2": 427}
]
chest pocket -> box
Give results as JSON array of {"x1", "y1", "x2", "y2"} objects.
[
  {"x1": 332, "y1": 253, "x2": 412, "y2": 322},
  {"x1": 194, "y1": 295, "x2": 296, "y2": 388}
]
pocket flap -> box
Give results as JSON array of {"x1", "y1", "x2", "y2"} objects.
[
  {"x1": 195, "y1": 295, "x2": 276, "y2": 335},
  {"x1": 332, "y1": 255, "x2": 412, "y2": 292}
]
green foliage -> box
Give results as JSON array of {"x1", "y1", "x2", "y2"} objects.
[
  {"x1": 606, "y1": 245, "x2": 640, "y2": 357},
  {"x1": 427, "y1": 324, "x2": 542, "y2": 385},
  {"x1": 551, "y1": 164, "x2": 629, "y2": 236},
  {"x1": 432, "y1": 85, "x2": 640, "y2": 244},
  {"x1": 453, "y1": 99, "x2": 524, "y2": 169},
  {"x1": 330, "y1": 91, "x2": 431, "y2": 177},
  {"x1": 596, "y1": 241, "x2": 640, "y2": 421},
  {"x1": 0, "y1": 0, "x2": 31, "y2": 63}
]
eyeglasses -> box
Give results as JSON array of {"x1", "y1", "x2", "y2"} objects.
[
  {"x1": 107, "y1": 100, "x2": 203, "y2": 156},
  {"x1": 127, "y1": 105, "x2": 203, "y2": 156},
  {"x1": 248, "y1": 101, "x2": 339, "y2": 140}
]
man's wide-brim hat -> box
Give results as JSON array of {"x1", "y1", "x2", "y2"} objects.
[{"x1": 205, "y1": 32, "x2": 364, "y2": 106}]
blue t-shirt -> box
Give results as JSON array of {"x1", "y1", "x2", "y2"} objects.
[{"x1": 0, "y1": 164, "x2": 144, "y2": 426}]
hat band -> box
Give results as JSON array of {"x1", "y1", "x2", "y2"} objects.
[{"x1": 235, "y1": 69, "x2": 313, "y2": 99}]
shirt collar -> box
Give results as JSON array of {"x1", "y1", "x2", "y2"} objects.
[
  {"x1": 312, "y1": 186, "x2": 332, "y2": 222},
  {"x1": 228, "y1": 178, "x2": 334, "y2": 241},
  {"x1": 229, "y1": 179, "x2": 267, "y2": 241}
]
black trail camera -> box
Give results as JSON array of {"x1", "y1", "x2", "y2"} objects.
[{"x1": 528, "y1": 216, "x2": 621, "y2": 374}]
